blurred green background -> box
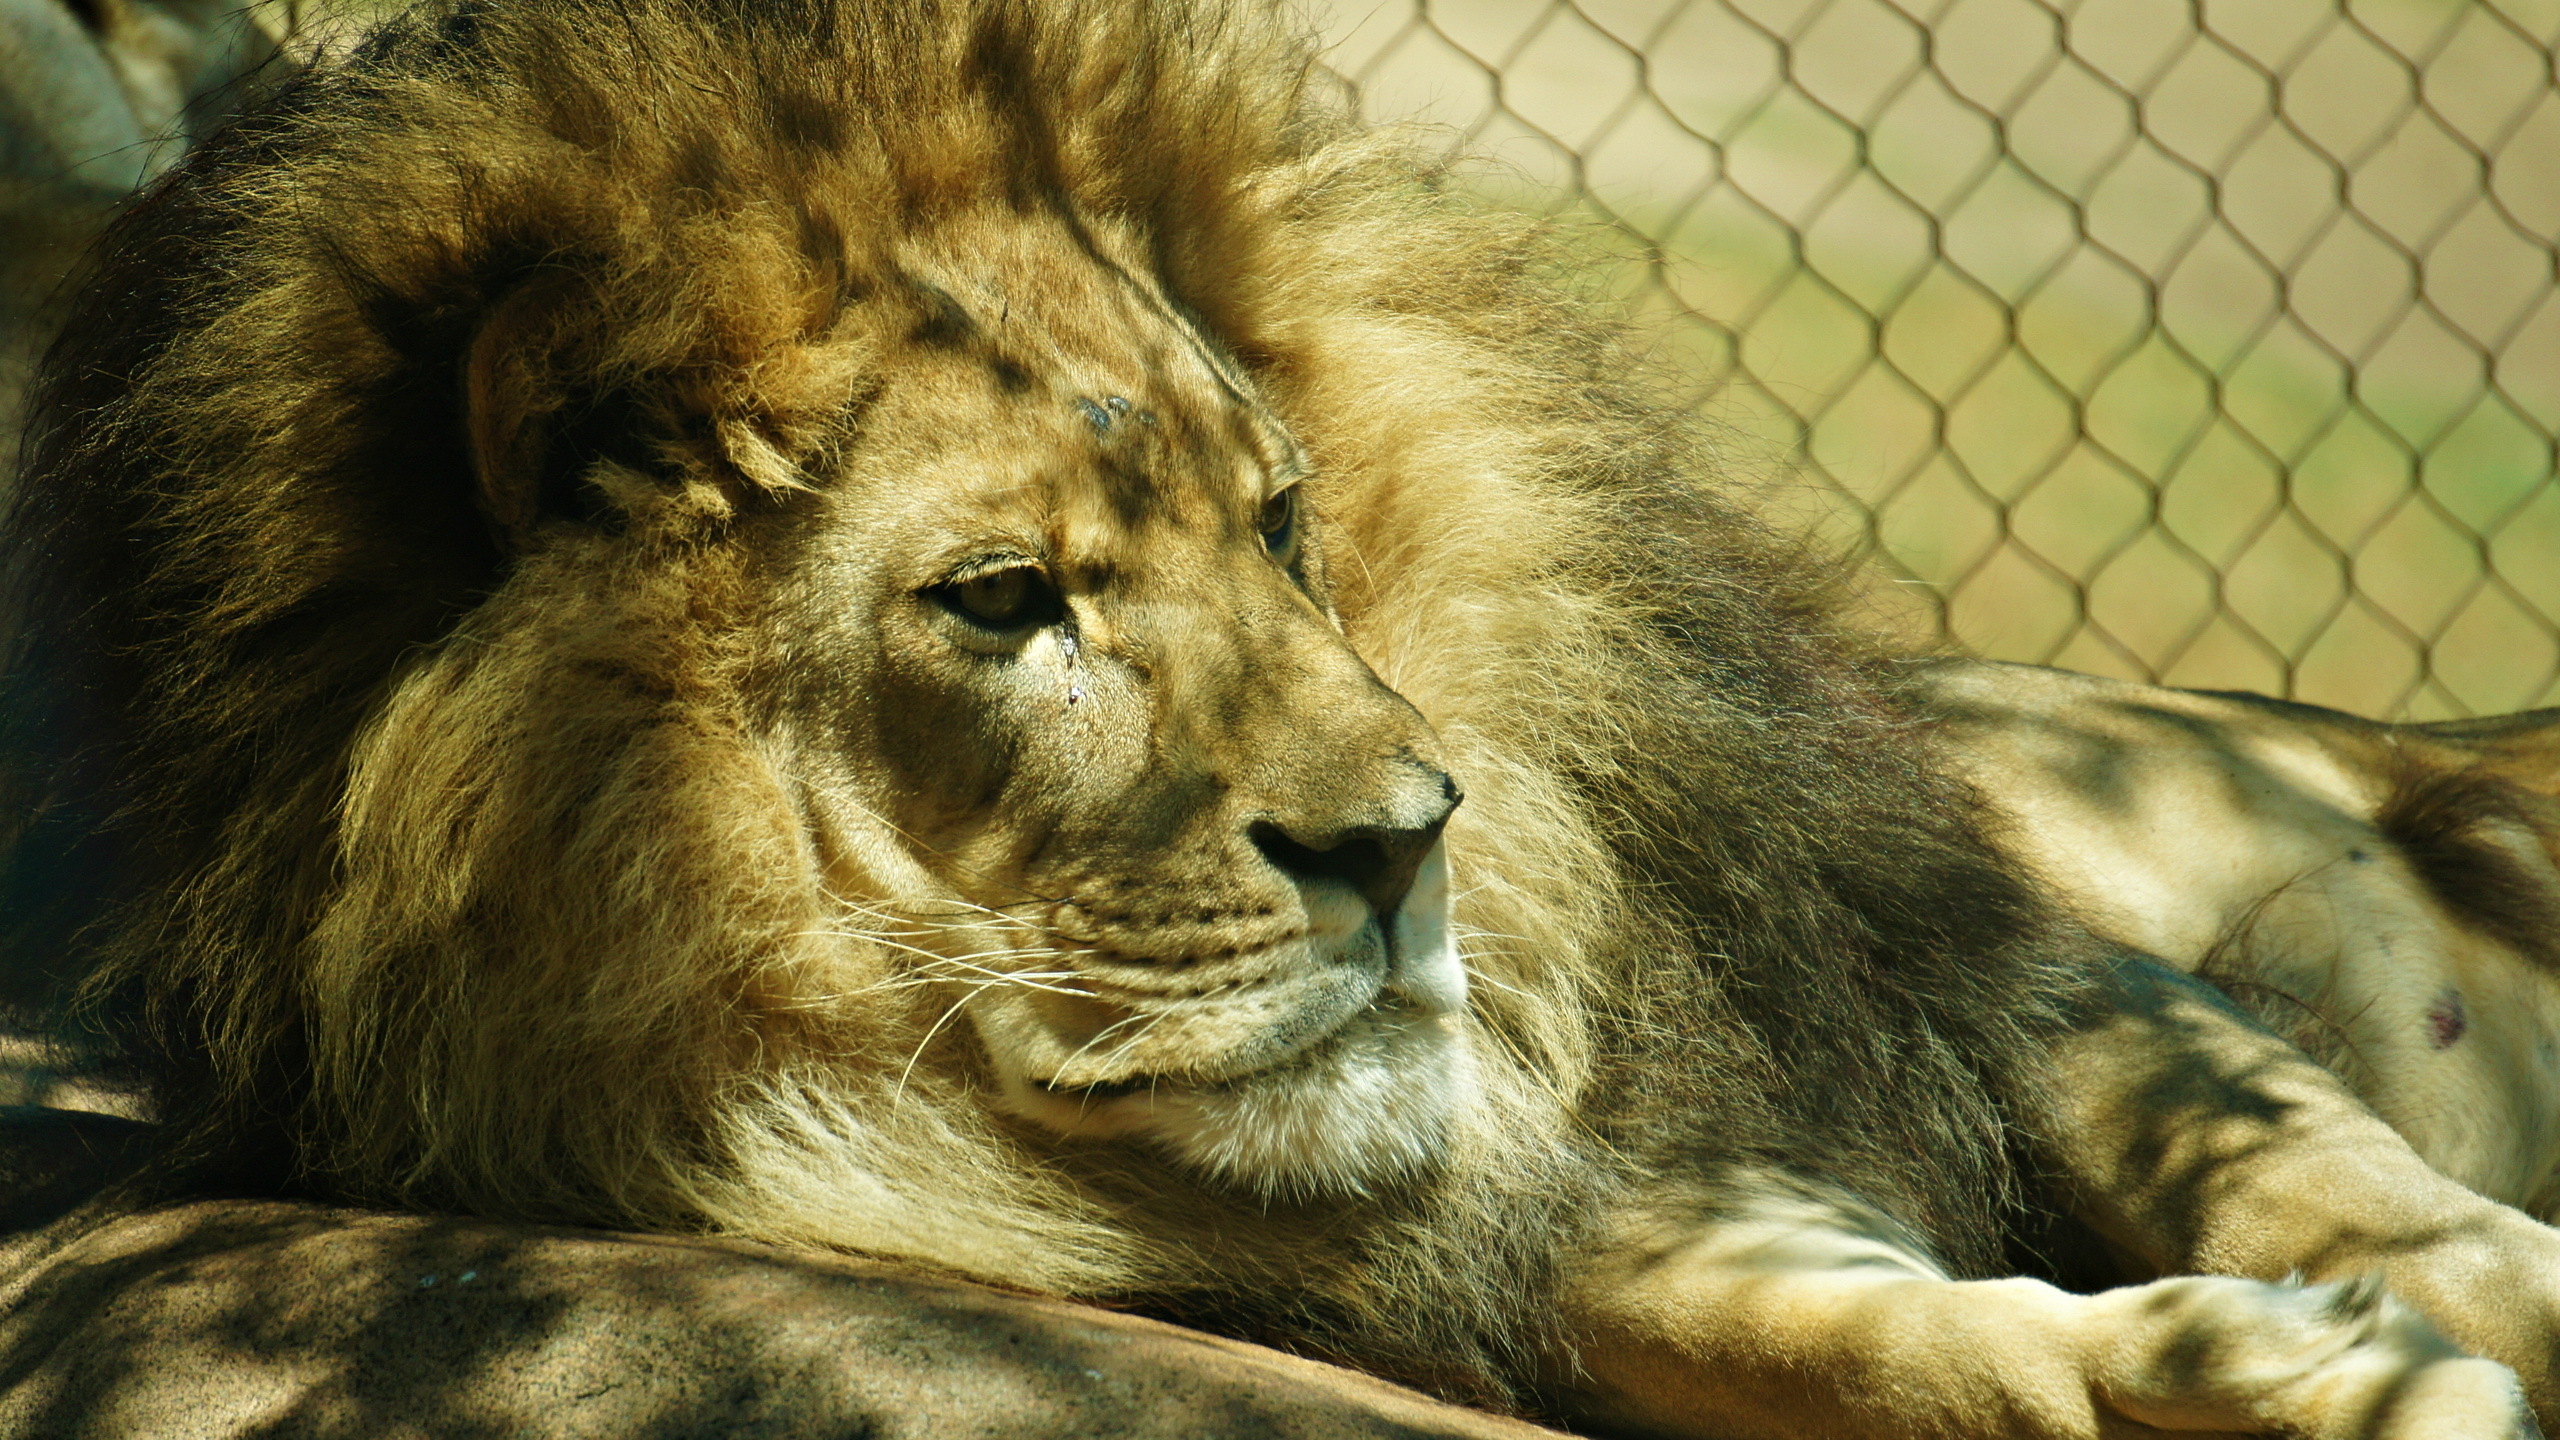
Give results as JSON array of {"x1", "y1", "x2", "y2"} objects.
[{"x1": 1319, "y1": 0, "x2": 2560, "y2": 718}]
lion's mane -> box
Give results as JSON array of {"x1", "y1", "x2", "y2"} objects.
[{"x1": 0, "y1": 0, "x2": 2092, "y2": 1405}]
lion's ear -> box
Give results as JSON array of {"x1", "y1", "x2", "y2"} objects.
[
  {"x1": 465, "y1": 277, "x2": 563, "y2": 545},
  {"x1": 465, "y1": 275, "x2": 645, "y2": 544}
]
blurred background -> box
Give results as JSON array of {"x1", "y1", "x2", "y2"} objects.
[
  {"x1": 7, "y1": 0, "x2": 2559, "y2": 722},
  {"x1": 1316, "y1": 0, "x2": 2560, "y2": 719}
]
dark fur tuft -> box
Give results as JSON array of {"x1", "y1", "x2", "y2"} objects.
[{"x1": 2376, "y1": 759, "x2": 2560, "y2": 974}]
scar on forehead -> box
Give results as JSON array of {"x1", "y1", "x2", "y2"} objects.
[{"x1": 1076, "y1": 395, "x2": 1140, "y2": 434}]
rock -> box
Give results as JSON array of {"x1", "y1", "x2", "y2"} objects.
[
  {"x1": 0, "y1": 1111, "x2": 1568, "y2": 1439},
  {"x1": 0, "y1": 0, "x2": 287, "y2": 486}
]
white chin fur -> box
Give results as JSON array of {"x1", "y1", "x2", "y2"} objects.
[{"x1": 1005, "y1": 1009, "x2": 1473, "y2": 1197}]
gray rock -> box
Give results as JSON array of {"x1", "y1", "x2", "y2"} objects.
[
  {"x1": 0, "y1": 1111, "x2": 1570, "y2": 1439},
  {"x1": 0, "y1": 0, "x2": 286, "y2": 485}
]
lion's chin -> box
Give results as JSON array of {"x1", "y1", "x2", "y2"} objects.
[{"x1": 997, "y1": 1004, "x2": 1475, "y2": 1197}]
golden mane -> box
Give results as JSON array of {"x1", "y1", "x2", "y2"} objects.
[{"x1": 0, "y1": 0, "x2": 2092, "y2": 1406}]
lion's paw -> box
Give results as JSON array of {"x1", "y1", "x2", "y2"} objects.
[{"x1": 2091, "y1": 1273, "x2": 2538, "y2": 1439}]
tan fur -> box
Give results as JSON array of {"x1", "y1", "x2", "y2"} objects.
[{"x1": 4, "y1": 2, "x2": 2559, "y2": 1434}]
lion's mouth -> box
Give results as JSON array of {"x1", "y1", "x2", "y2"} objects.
[
  {"x1": 1031, "y1": 1075, "x2": 1156, "y2": 1101},
  {"x1": 1019, "y1": 984, "x2": 1446, "y2": 1101}
]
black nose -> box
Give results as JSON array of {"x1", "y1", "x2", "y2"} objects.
[{"x1": 1250, "y1": 774, "x2": 1459, "y2": 919}]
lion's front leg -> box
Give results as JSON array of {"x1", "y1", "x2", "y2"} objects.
[
  {"x1": 1552, "y1": 1181, "x2": 2531, "y2": 1440},
  {"x1": 2036, "y1": 954, "x2": 2560, "y2": 1428}
]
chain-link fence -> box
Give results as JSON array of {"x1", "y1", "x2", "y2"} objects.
[{"x1": 1319, "y1": 0, "x2": 2560, "y2": 719}]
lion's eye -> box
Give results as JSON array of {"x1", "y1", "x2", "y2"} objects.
[
  {"x1": 1259, "y1": 487, "x2": 1297, "y2": 553},
  {"x1": 937, "y1": 566, "x2": 1058, "y2": 630}
]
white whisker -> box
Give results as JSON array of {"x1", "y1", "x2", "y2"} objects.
[
  {"x1": 1461, "y1": 965, "x2": 1537, "y2": 1001},
  {"x1": 893, "y1": 992, "x2": 979, "y2": 1103}
]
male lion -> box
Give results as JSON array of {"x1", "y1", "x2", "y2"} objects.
[{"x1": 3, "y1": 1, "x2": 2558, "y2": 1435}]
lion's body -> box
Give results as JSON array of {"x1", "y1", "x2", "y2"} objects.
[
  {"x1": 6, "y1": 2, "x2": 2560, "y2": 1435},
  {"x1": 1925, "y1": 660, "x2": 2560, "y2": 1214}
]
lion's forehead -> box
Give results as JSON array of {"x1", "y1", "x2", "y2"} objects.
[{"x1": 864, "y1": 297, "x2": 1290, "y2": 554}]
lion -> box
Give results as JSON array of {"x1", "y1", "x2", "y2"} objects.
[{"x1": 4, "y1": 0, "x2": 2558, "y2": 1434}]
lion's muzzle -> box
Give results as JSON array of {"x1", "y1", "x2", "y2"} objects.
[{"x1": 973, "y1": 828, "x2": 1473, "y2": 1195}]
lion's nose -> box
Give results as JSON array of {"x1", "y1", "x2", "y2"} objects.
[{"x1": 1249, "y1": 770, "x2": 1459, "y2": 919}]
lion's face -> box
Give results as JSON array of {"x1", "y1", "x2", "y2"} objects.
[{"x1": 730, "y1": 222, "x2": 1471, "y2": 1194}]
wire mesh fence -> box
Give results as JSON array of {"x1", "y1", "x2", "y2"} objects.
[{"x1": 1317, "y1": 0, "x2": 2560, "y2": 719}]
